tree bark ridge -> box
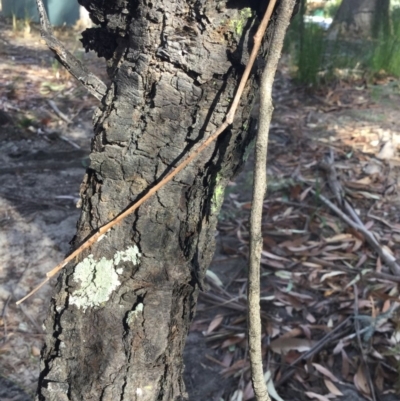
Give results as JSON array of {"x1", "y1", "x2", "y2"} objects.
[{"x1": 35, "y1": 1, "x2": 278, "y2": 400}]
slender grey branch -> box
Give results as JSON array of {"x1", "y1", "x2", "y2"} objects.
[
  {"x1": 248, "y1": 1, "x2": 297, "y2": 400},
  {"x1": 35, "y1": 0, "x2": 107, "y2": 100}
]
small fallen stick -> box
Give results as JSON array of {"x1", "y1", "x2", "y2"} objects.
[{"x1": 310, "y1": 190, "x2": 400, "y2": 276}]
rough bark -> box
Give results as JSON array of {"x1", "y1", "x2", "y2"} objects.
[
  {"x1": 36, "y1": 1, "x2": 276, "y2": 400},
  {"x1": 328, "y1": 0, "x2": 390, "y2": 39}
]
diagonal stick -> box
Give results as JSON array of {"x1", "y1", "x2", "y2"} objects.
[{"x1": 17, "y1": 2, "x2": 278, "y2": 305}]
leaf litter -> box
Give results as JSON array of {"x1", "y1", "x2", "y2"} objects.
[{"x1": 193, "y1": 61, "x2": 400, "y2": 400}]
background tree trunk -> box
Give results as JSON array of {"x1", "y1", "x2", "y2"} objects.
[
  {"x1": 36, "y1": 1, "x2": 281, "y2": 400},
  {"x1": 328, "y1": 0, "x2": 390, "y2": 39}
]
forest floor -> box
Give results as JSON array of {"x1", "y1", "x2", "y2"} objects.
[{"x1": 1, "y1": 16, "x2": 400, "y2": 401}]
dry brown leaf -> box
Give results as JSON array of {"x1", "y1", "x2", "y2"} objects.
[
  {"x1": 364, "y1": 220, "x2": 374, "y2": 230},
  {"x1": 306, "y1": 313, "x2": 316, "y2": 323},
  {"x1": 354, "y1": 365, "x2": 370, "y2": 395},
  {"x1": 221, "y1": 351, "x2": 233, "y2": 368},
  {"x1": 320, "y1": 271, "x2": 346, "y2": 282},
  {"x1": 354, "y1": 191, "x2": 380, "y2": 200},
  {"x1": 312, "y1": 363, "x2": 340, "y2": 382},
  {"x1": 370, "y1": 348, "x2": 384, "y2": 360},
  {"x1": 382, "y1": 245, "x2": 394, "y2": 256},
  {"x1": 287, "y1": 291, "x2": 314, "y2": 301},
  {"x1": 205, "y1": 354, "x2": 227, "y2": 367},
  {"x1": 206, "y1": 314, "x2": 224, "y2": 335},
  {"x1": 302, "y1": 262, "x2": 323, "y2": 268},
  {"x1": 356, "y1": 253, "x2": 367, "y2": 268},
  {"x1": 266, "y1": 321, "x2": 280, "y2": 338},
  {"x1": 347, "y1": 227, "x2": 364, "y2": 241},
  {"x1": 275, "y1": 292, "x2": 303, "y2": 309},
  {"x1": 261, "y1": 258, "x2": 286, "y2": 269},
  {"x1": 325, "y1": 233, "x2": 354, "y2": 243},
  {"x1": 221, "y1": 334, "x2": 245, "y2": 348},
  {"x1": 305, "y1": 391, "x2": 331, "y2": 401},
  {"x1": 279, "y1": 236, "x2": 310, "y2": 248},
  {"x1": 322, "y1": 254, "x2": 354, "y2": 261},
  {"x1": 280, "y1": 327, "x2": 303, "y2": 339},
  {"x1": 284, "y1": 350, "x2": 303, "y2": 364},
  {"x1": 375, "y1": 256, "x2": 382, "y2": 272},
  {"x1": 382, "y1": 299, "x2": 391, "y2": 313},
  {"x1": 243, "y1": 381, "x2": 254, "y2": 401},
  {"x1": 356, "y1": 176, "x2": 373, "y2": 185},
  {"x1": 300, "y1": 324, "x2": 312, "y2": 340},
  {"x1": 220, "y1": 359, "x2": 248, "y2": 377},
  {"x1": 270, "y1": 337, "x2": 315, "y2": 355},
  {"x1": 324, "y1": 378, "x2": 343, "y2": 396},
  {"x1": 263, "y1": 235, "x2": 277, "y2": 247},
  {"x1": 324, "y1": 286, "x2": 342, "y2": 297},
  {"x1": 287, "y1": 244, "x2": 319, "y2": 252},
  {"x1": 294, "y1": 371, "x2": 306, "y2": 384},
  {"x1": 282, "y1": 206, "x2": 294, "y2": 218},
  {"x1": 299, "y1": 186, "x2": 313, "y2": 201},
  {"x1": 261, "y1": 250, "x2": 290, "y2": 261},
  {"x1": 31, "y1": 345, "x2": 41, "y2": 357},
  {"x1": 221, "y1": 243, "x2": 238, "y2": 255}
]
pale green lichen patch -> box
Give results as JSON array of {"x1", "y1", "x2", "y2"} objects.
[
  {"x1": 230, "y1": 7, "x2": 253, "y2": 36},
  {"x1": 69, "y1": 246, "x2": 141, "y2": 311},
  {"x1": 211, "y1": 174, "x2": 226, "y2": 215},
  {"x1": 113, "y1": 245, "x2": 141, "y2": 266}
]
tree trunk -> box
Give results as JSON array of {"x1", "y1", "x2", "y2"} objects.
[
  {"x1": 328, "y1": 0, "x2": 390, "y2": 39},
  {"x1": 36, "y1": 1, "x2": 280, "y2": 400}
]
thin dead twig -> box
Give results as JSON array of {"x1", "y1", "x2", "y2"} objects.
[
  {"x1": 18, "y1": 1, "x2": 280, "y2": 304},
  {"x1": 248, "y1": 1, "x2": 296, "y2": 400}
]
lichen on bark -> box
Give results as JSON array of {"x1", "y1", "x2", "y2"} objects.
[{"x1": 69, "y1": 245, "x2": 141, "y2": 311}]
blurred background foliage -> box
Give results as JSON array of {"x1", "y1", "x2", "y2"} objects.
[{"x1": 285, "y1": 0, "x2": 400, "y2": 86}]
